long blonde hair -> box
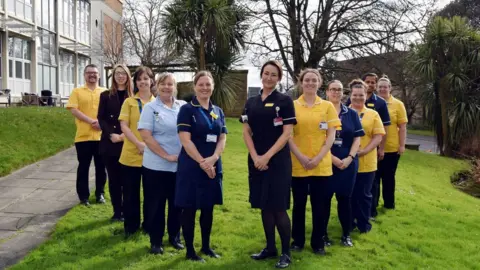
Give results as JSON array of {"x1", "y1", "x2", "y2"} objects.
[{"x1": 110, "y1": 64, "x2": 133, "y2": 97}]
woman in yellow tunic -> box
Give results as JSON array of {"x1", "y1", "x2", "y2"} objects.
[
  {"x1": 349, "y1": 79, "x2": 385, "y2": 233},
  {"x1": 119, "y1": 66, "x2": 155, "y2": 238},
  {"x1": 289, "y1": 69, "x2": 340, "y2": 255}
]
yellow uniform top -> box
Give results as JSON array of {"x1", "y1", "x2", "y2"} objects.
[
  {"x1": 66, "y1": 85, "x2": 105, "y2": 143},
  {"x1": 354, "y1": 106, "x2": 386, "y2": 173},
  {"x1": 291, "y1": 95, "x2": 341, "y2": 177},
  {"x1": 118, "y1": 93, "x2": 155, "y2": 167},
  {"x1": 385, "y1": 95, "x2": 408, "y2": 153}
]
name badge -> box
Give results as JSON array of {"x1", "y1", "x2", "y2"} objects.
[
  {"x1": 334, "y1": 138, "x2": 343, "y2": 147},
  {"x1": 241, "y1": 115, "x2": 248, "y2": 123},
  {"x1": 319, "y1": 122, "x2": 328, "y2": 130},
  {"x1": 265, "y1": 103, "x2": 274, "y2": 107},
  {"x1": 206, "y1": 134, "x2": 218, "y2": 143},
  {"x1": 367, "y1": 103, "x2": 375, "y2": 108},
  {"x1": 273, "y1": 117, "x2": 283, "y2": 126},
  {"x1": 210, "y1": 111, "x2": 218, "y2": 120}
]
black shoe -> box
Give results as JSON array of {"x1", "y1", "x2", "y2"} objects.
[
  {"x1": 186, "y1": 253, "x2": 205, "y2": 263},
  {"x1": 111, "y1": 214, "x2": 124, "y2": 222},
  {"x1": 341, "y1": 236, "x2": 353, "y2": 247},
  {"x1": 169, "y1": 239, "x2": 185, "y2": 250},
  {"x1": 96, "y1": 195, "x2": 106, "y2": 204},
  {"x1": 290, "y1": 244, "x2": 303, "y2": 252},
  {"x1": 275, "y1": 254, "x2": 291, "y2": 268},
  {"x1": 150, "y1": 245, "x2": 164, "y2": 255},
  {"x1": 80, "y1": 200, "x2": 90, "y2": 206},
  {"x1": 313, "y1": 248, "x2": 326, "y2": 256},
  {"x1": 201, "y1": 248, "x2": 221, "y2": 258},
  {"x1": 251, "y1": 248, "x2": 278, "y2": 260},
  {"x1": 323, "y1": 235, "x2": 332, "y2": 246}
]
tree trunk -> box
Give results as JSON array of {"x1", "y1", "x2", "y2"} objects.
[
  {"x1": 439, "y1": 78, "x2": 452, "y2": 156},
  {"x1": 199, "y1": 35, "x2": 206, "y2": 70},
  {"x1": 433, "y1": 79, "x2": 445, "y2": 155}
]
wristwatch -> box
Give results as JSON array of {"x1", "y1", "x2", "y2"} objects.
[{"x1": 348, "y1": 154, "x2": 355, "y2": 159}]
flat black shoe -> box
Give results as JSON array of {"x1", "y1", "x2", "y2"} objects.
[
  {"x1": 201, "y1": 248, "x2": 221, "y2": 258},
  {"x1": 313, "y1": 248, "x2": 326, "y2": 256},
  {"x1": 80, "y1": 200, "x2": 90, "y2": 206},
  {"x1": 96, "y1": 195, "x2": 106, "y2": 204},
  {"x1": 275, "y1": 254, "x2": 291, "y2": 268},
  {"x1": 341, "y1": 236, "x2": 353, "y2": 247},
  {"x1": 169, "y1": 239, "x2": 185, "y2": 250},
  {"x1": 323, "y1": 235, "x2": 332, "y2": 247},
  {"x1": 150, "y1": 245, "x2": 164, "y2": 255},
  {"x1": 186, "y1": 253, "x2": 205, "y2": 263},
  {"x1": 251, "y1": 248, "x2": 278, "y2": 260},
  {"x1": 290, "y1": 244, "x2": 303, "y2": 252}
]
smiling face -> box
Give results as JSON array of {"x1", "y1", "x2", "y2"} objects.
[
  {"x1": 364, "y1": 75, "x2": 377, "y2": 94},
  {"x1": 135, "y1": 72, "x2": 152, "y2": 93},
  {"x1": 114, "y1": 67, "x2": 128, "y2": 87},
  {"x1": 301, "y1": 72, "x2": 321, "y2": 95},
  {"x1": 326, "y1": 82, "x2": 343, "y2": 104},
  {"x1": 377, "y1": 80, "x2": 391, "y2": 100},
  {"x1": 194, "y1": 75, "x2": 214, "y2": 99},
  {"x1": 261, "y1": 64, "x2": 280, "y2": 90},
  {"x1": 84, "y1": 66, "x2": 99, "y2": 84},
  {"x1": 351, "y1": 86, "x2": 366, "y2": 107},
  {"x1": 157, "y1": 75, "x2": 176, "y2": 101}
]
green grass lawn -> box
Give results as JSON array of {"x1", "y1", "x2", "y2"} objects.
[
  {"x1": 0, "y1": 107, "x2": 75, "y2": 177},
  {"x1": 10, "y1": 119, "x2": 480, "y2": 270},
  {"x1": 407, "y1": 129, "x2": 434, "y2": 137}
]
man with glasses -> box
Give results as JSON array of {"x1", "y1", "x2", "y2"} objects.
[{"x1": 66, "y1": 64, "x2": 107, "y2": 206}]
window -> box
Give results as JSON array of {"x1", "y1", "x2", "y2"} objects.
[
  {"x1": 60, "y1": 0, "x2": 75, "y2": 38},
  {"x1": 8, "y1": 37, "x2": 31, "y2": 80},
  {"x1": 59, "y1": 50, "x2": 75, "y2": 84},
  {"x1": 36, "y1": 0, "x2": 56, "y2": 31},
  {"x1": 77, "y1": 55, "x2": 90, "y2": 86},
  {"x1": 8, "y1": 0, "x2": 33, "y2": 21},
  {"x1": 37, "y1": 30, "x2": 58, "y2": 93},
  {"x1": 76, "y1": 0, "x2": 91, "y2": 44}
]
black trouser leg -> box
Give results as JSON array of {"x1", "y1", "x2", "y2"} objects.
[
  {"x1": 182, "y1": 208, "x2": 197, "y2": 255},
  {"x1": 274, "y1": 211, "x2": 291, "y2": 256},
  {"x1": 165, "y1": 172, "x2": 181, "y2": 242},
  {"x1": 323, "y1": 191, "x2": 334, "y2": 238},
  {"x1": 122, "y1": 165, "x2": 142, "y2": 234},
  {"x1": 92, "y1": 142, "x2": 106, "y2": 198},
  {"x1": 309, "y1": 177, "x2": 328, "y2": 250},
  {"x1": 336, "y1": 194, "x2": 352, "y2": 236},
  {"x1": 143, "y1": 167, "x2": 168, "y2": 246},
  {"x1": 104, "y1": 155, "x2": 123, "y2": 216},
  {"x1": 371, "y1": 169, "x2": 381, "y2": 217},
  {"x1": 75, "y1": 142, "x2": 94, "y2": 201},
  {"x1": 291, "y1": 177, "x2": 308, "y2": 247},
  {"x1": 261, "y1": 210, "x2": 276, "y2": 251},
  {"x1": 200, "y1": 206, "x2": 214, "y2": 250},
  {"x1": 382, "y1": 153, "x2": 401, "y2": 209},
  {"x1": 352, "y1": 172, "x2": 375, "y2": 233},
  {"x1": 142, "y1": 176, "x2": 149, "y2": 234}
]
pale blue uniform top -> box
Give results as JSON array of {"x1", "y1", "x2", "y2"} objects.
[{"x1": 138, "y1": 97, "x2": 187, "y2": 172}]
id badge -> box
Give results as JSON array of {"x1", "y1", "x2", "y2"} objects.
[
  {"x1": 206, "y1": 134, "x2": 218, "y2": 143},
  {"x1": 319, "y1": 122, "x2": 328, "y2": 130},
  {"x1": 334, "y1": 138, "x2": 343, "y2": 147},
  {"x1": 273, "y1": 117, "x2": 283, "y2": 126}
]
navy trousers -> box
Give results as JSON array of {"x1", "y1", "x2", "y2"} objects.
[{"x1": 352, "y1": 172, "x2": 375, "y2": 233}]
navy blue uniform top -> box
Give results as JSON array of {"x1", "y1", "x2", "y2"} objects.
[
  {"x1": 331, "y1": 104, "x2": 365, "y2": 159},
  {"x1": 346, "y1": 93, "x2": 391, "y2": 126}
]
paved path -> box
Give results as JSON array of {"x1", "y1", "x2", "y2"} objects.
[
  {"x1": 406, "y1": 133, "x2": 438, "y2": 153},
  {"x1": 0, "y1": 147, "x2": 93, "y2": 269}
]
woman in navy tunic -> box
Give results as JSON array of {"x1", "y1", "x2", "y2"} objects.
[
  {"x1": 240, "y1": 60, "x2": 297, "y2": 269},
  {"x1": 176, "y1": 71, "x2": 227, "y2": 263},
  {"x1": 324, "y1": 80, "x2": 364, "y2": 247}
]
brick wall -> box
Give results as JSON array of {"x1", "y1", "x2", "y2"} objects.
[
  {"x1": 103, "y1": 14, "x2": 123, "y2": 62},
  {"x1": 105, "y1": 0, "x2": 123, "y2": 16}
]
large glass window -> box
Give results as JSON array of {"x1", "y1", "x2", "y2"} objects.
[
  {"x1": 59, "y1": 50, "x2": 75, "y2": 85},
  {"x1": 37, "y1": 0, "x2": 55, "y2": 31},
  {"x1": 59, "y1": 0, "x2": 75, "y2": 38},
  {"x1": 8, "y1": 37, "x2": 32, "y2": 80},
  {"x1": 77, "y1": 55, "x2": 90, "y2": 86},
  {"x1": 8, "y1": 0, "x2": 33, "y2": 21},
  {"x1": 76, "y1": 0, "x2": 91, "y2": 45},
  {"x1": 37, "y1": 31, "x2": 58, "y2": 93}
]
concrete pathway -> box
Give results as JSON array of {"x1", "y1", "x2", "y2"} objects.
[
  {"x1": 406, "y1": 133, "x2": 438, "y2": 153},
  {"x1": 0, "y1": 147, "x2": 93, "y2": 269}
]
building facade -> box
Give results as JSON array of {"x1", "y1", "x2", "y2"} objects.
[{"x1": 0, "y1": 0, "x2": 123, "y2": 102}]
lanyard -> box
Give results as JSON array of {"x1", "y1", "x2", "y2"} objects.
[
  {"x1": 198, "y1": 108, "x2": 214, "y2": 130},
  {"x1": 137, "y1": 99, "x2": 143, "y2": 114}
]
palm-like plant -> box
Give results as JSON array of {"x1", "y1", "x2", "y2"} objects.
[
  {"x1": 162, "y1": 0, "x2": 249, "y2": 110},
  {"x1": 410, "y1": 16, "x2": 480, "y2": 156}
]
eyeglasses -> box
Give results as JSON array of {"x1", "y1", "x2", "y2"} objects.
[
  {"x1": 329, "y1": 88, "x2": 343, "y2": 93},
  {"x1": 85, "y1": 72, "x2": 98, "y2": 75},
  {"x1": 115, "y1": 72, "x2": 127, "y2": 77}
]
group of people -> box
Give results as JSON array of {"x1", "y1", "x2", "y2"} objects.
[{"x1": 66, "y1": 59, "x2": 407, "y2": 269}]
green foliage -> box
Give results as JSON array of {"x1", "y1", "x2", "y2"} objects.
[{"x1": 0, "y1": 107, "x2": 75, "y2": 177}]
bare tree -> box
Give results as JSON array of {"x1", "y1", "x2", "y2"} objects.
[
  {"x1": 123, "y1": 0, "x2": 173, "y2": 66},
  {"x1": 245, "y1": 0, "x2": 437, "y2": 82},
  {"x1": 102, "y1": 17, "x2": 124, "y2": 66}
]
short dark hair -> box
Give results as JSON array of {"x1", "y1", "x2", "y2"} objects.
[
  {"x1": 361, "y1": 72, "x2": 378, "y2": 82},
  {"x1": 260, "y1": 60, "x2": 283, "y2": 80},
  {"x1": 133, "y1": 66, "x2": 155, "y2": 94},
  {"x1": 84, "y1": 64, "x2": 98, "y2": 74}
]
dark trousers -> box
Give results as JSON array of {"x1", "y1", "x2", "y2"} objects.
[
  {"x1": 122, "y1": 165, "x2": 145, "y2": 234},
  {"x1": 291, "y1": 176, "x2": 329, "y2": 249},
  {"x1": 325, "y1": 192, "x2": 352, "y2": 237},
  {"x1": 181, "y1": 206, "x2": 214, "y2": 255},
  {"x1": 372, "y1": 153, "x2": 401, "y2": 216},
  {"x1": 352, "y1": 172, "x2": 375, "y2": 233},
  {"x1": 103, "y1": 155, "x2": 123, "y2": 216},
  {"x1": 143, "y1": 167, "x2": 181, "y2": 246},
  {"x1": 74, "y1": 141, "x2": 106, "y2": 201}
]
